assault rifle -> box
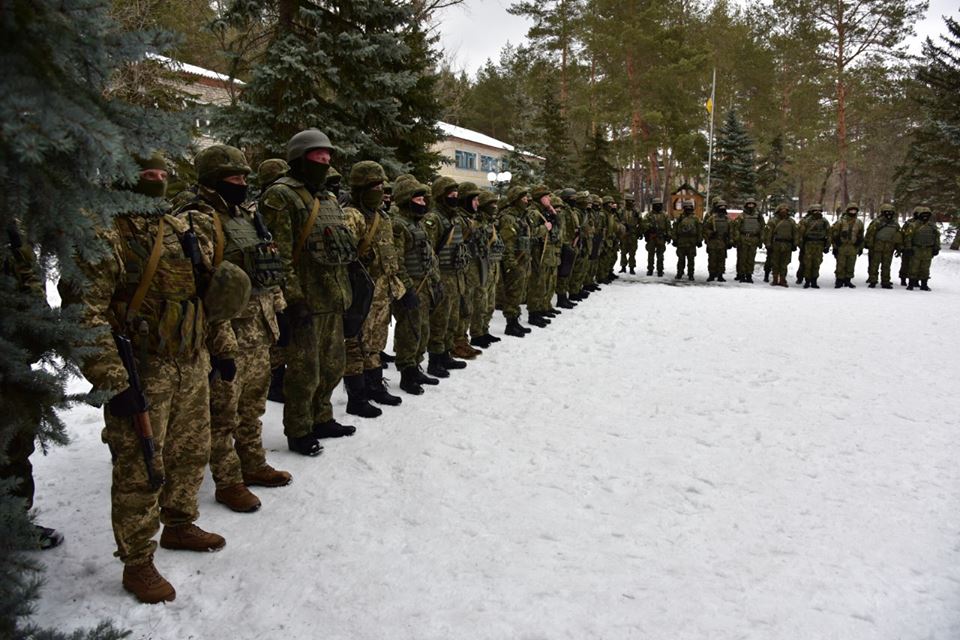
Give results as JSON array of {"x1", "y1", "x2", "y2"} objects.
[{"x1": 113, "y1": 333, "x2": 164, "y2": 490}]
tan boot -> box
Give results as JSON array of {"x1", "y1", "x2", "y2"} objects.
[
  {"x1": 123, "y1": 559, "x2": 176, "y2": 603},
  {"x1": 215, "y1": 483, "x2": 262, "y2": 513},
  {"x1": 160, "y1": 523, "x2": 226, "y2": 552},
  {"x1": 243, "y1": 464, "x2": 293, "y2": 488},
  {"x1": 451, "y1": 338, "x2": 477, "y2": 360}
]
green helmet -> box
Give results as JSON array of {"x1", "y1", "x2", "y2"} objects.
[
  {"x1": 775, "y1": 203, "x2": 790, "y2": 214},
  {"x1": 574, "y1": 191, "x2": 591, "y2": 207},
  {"x1": 808, "y1": 203, "x2": 824, "y2": 213},
  {"x1": 845, "y1": 204, "x2": 860, "y2": 213},
  {"x1": 286, "y1": 129, "x2": 333, "y2": 162},
  {"x1": 590, "y1": 194, "x2": 602, "y2": 206},
  {"x1": 431, "y1": 176, "x2": 459, "y2": 201},
  {"x1": 505, "y1": 185, "x2": 529, "y2": 205},
  {"x1": 744, "y1": 197, "x2": 758, "y2": 207},
  {"x1": 624, "y1": 193, "x2": 636, "y2": 202},
  {"x1": 602, "y1": 195, "x2": 616, "y2": 205},
  {"x1": 914, "y1": 206, "x2": 932, "y2": 216},
  {"x1": 559, "y1": 187, "x2": 577, "y2": 201},
  {"x1": 879, "y1": 202, "x2": 895, "y2": 214},
  {"x1": 713, "y1": 198, "x2": 727, "y2": 209},
  {"x1": 349, "y1": 161, "x2": 387, "y2": 188},
  {"x1": 135, "y1": 152, "x2": 167, "y2": 172},
  {"x1": 458, "y1": 181, "x2": 481, "y2": 198},
  {"x1": 478, "y1": 190, "x2": 498, "y2": 209},
  {"x1": 204, "y1": 261, "x2": 252, "y2": 323},
  {"x1": 325, "y1": 166, "x2": 341, "y2": 187},
  {"x1": 530, "y1": 184, "x2": 551, "y2": 200},
  {"x1": 194, "y1": 144, "x2": 251, "y2": 187},
  {"x1": 257, "y1": 158, "x2": 289, "y2": 188},
  {"x1": 394, "y1": 179, "x2": 429, "y2": 206},
  {"x1": 651, "y1": 197, "x2": 663, "y2": 206}
]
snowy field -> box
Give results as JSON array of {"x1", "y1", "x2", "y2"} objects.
[{"x1": 31, "y1": 246, "x2": 960, "y2": 640}]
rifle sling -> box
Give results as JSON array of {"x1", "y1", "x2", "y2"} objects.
[
  {"x1": 357, "y1": 211, "x2": 381, "y2": 258},
  {"x1": 292, "y1": 198, "x2": 321, "y2": 264},
  {"x1": 212, "y1": 212, "x2": 225, "y2": 267},
  {"x1": 126, "y1": 217, "x2": 166, "y2": 322}
]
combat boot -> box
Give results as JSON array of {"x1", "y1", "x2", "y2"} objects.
[
  {"x1": 674, "y1": 273, "x2": 683, "y2": 280},
  {"x1": 881, "y1": 282, "x2": 893, "y2": 289},
  {"x1": 763, "y1": 269, "x2": 771, "y2": 282},
  {"x1": 287, "y1": 433, "x2": 323, "y2": 456},
  {"x1": 629, "y1": 267, "x2": 635, "y2": 274},
  {"x1": 487, "y1": 334, "x2": 501, "y2": 343},
  {"x1": 399, "y1": 366, "x2": 424, "y2": 395},
  {"x1": 415, "y1": 366, "x2": 439, "y2": 385},
  {"x1": 707, "y1": 275, "x2": 716, "y2": 282},
  {"x1": 427, "y1": 352, "x2": 450, "y2": 377},
  {"x1": 243, "y1": 464, "x2": 292, "y2": 488},
  {"x1": 504, "y1": 318, "x2": 527, "y2": 337},
  {"x1": 810, "y1": 279, "x2": 820, "y2": 289},
  {"x1": 364, "y1": 368, "x2": 402, "y2": 406},
  {"x1": 344, "y1": 374, "x2": 382, "y2": 418},
  {"x1": 803, "y1": 280, "x2": 811, "y2": 289},
  {"x1": 451, "y1": 338, "x2": 478, "y2": 360},
  {"x1": 646, "y1": 268, "x2": 653, "y2": 276},
  {"x1": 123, "y1": 560, "x2": 175, "y2": 604},
  {"x1": 717, "y1": 275, "x2": 726, "y2": 282},
  {"x1": 557, "y1": 294, "x2": 576, "y2": 309},
  {"x1": 442, "y1": 351, "x2": 468, "y2": 369},
  {"x1": 159, "y1": 523, "x2": 225, "y2": 552},
  {"x1": 543, "y1": 307, "x2": 559, "y2": 317},
  {"x1": 215, "y1": 484, "x2": 261, "y2": 513},
  {"x1": 778, "y1": 275, "x2": 788, "y2": 288},
  {"x1": 868, "y1": 282, "x2": 876, "y2": 288},
  {"x1": 470, "y1": 335, "x2": 491, "y2": 348},
  {"x1": 267, "y1": 366, "x2": 284, "y2": 403},
  {"x1": 619, "y1": 265, "x2": 626, "y2": 273},
  {"x1": 834, "y1": 278, "x2": 843, "y2": 288},
  {"x1": 313, "y1": 419, "x2": 357, "y2": 438},
  {"x1": 657, "y1": 270, "x2": 664, "y2": 277},
  {"x1": 920, "y1": 279, "x2": 931, "y2": 291},
  {"x1": 796, "y1": 274, "x2": 804, "y2": 284},
  {"x1": 528, "y1": 313, "x2": 549, "y2": 328},
  {"x1": 568, "y1": 291, "x2": 584, "y2": 302},
  {"x1": 907, "y1": 279, "x2": 916, "y2": 290},
  {"x1": 746, "y1": 275, "x2": 754, "y2": 283},
  {"x1": 687, "y1": 274, "x2": 694, "y2": 281},
  {"x1": 844, "y1": 279, "x2": 856, "y2": 289},
  {"x1": 900, "y1": 276, "x2": 908, "y2": 286}
]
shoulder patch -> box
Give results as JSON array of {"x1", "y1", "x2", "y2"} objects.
[{"x1": 424, "y1": 219, "x2": 435, "y2": 226}]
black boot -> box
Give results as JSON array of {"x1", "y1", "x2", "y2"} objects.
[
  {"x1": 803, "y1": 281, "x2": 810, "y2": 289},
  {"x1": 687, "y1": 274, "x2": 694, "y2": 281},
  {"x1": 717, "y1": 275, "x2": 726, "y2": 282},
  {"x1": 416, "y1": 366, "x2": 439, "y2": 385},
  {"x1": 920, "y1": 279, "x2": 931, "y2": 291},
  {"x1": 443, "y1": 351, "x2": 468, "y2": 369},
  {"x1": 288, "y1": 433, "x2": 323, "y2": 456},
  {"x1": 528, "y1": 313, "x2": 549, "y2": 328},
  {"x1": 764, "y1": 269, "x2": 771, "y2": 282},
  {"x1": 427, "y1": 352, "x2": 450, "y2": 378},
  {"x1": 380, "y1": 351, "x2": 396, "y2": 364},
  {"x1": 267, "y1": 365, "x2": 285, "y2": 403},
  {"x1": 900, "y1": 276, "x2": 908, "y2": 286},
  {"x1": 487, "y1": 333, "x2": 501, "y2": 343},
  {"x1": 707, "y1": 275, "x2": 715, "y2": 282},
  {"x1": 364, "y1": 368, "x2": 402, "y2": 406},
  {"x1": 557, "y1": 294, "x2": 576, "y2": 309},
  {"x1": 313, "y1": 419, "x2": 356, "y2": 438},
  {"x1": 844, "y1": 279, "x2": 856, "y2": 289},
  {"x1": 868, "y1": 282, "x2": 877, "y2": 288},
  {"x1": 657, "y1": 270, "x2": 664, "y2": 277},
  {"x1": 629, "y1": 267, "x2": 635, "y2": 274},
  {"x1": 907, "y1": 279, "x2": 916, "y2": 290},
  {"x1": 399, "y1": 366, "x2": 424, "y2": 395},
  {"x1": 835, "y1": 279, "x2": 843, "y2": 289},
  {"x1": 619, "y1": 265, "x2": 626, "y2": 273},
  {"x1": 543, "y1": 307, "x2": 560, "y2": 317},
  {"x1": 505, "y1": 318, "x2": 527, "y2": 337},
  {"x1": 470, "y1": 335, "x2": 491, "y2": 348},
  {"x1": 881, "y1": 282, "x2": 893, "y2": 289},
  {"x1": 746, "y1": 275, "x2": 754, "y2": 283},
  {"x1": 344, "y1": 374, "x2": 382, "y2": 418},
  {"x1": 796, "y1": 275, "x2": 804, "y2": 284},
  {"x1": 811, "y1": 278, "x2": 819, "y2": 289}
]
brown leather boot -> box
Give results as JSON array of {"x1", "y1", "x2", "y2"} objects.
[
  {"x1": 215, "y1": 484, "x2": 261, "y2": 513},
  {"x1": 160, "y1": 523, "x2": 226, "y2": 552},
  {"x1": 243, "y1": 464, "x2": 293, "y2": 488},
  {"x1": 451, "y1": 338, "x2": 477, "y2": 360},
  {"x1": 123, "y1": 559, "x2": 176, "y2": 603}
]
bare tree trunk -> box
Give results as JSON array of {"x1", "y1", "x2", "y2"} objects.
[
  {"x1": 818, "y1": 163, "x2": 834, "y2": 206},
  {"x1": 836, "y1": 75, "x2": 849, "y2": 206}
]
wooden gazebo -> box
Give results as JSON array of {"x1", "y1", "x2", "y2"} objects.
[{"x1": 669, "y1": 183, "x2": 706, "y2": 220}]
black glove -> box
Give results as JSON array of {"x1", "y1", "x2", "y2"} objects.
[
  {"x1": 276, "y1": 311, "x2": 291, "y2": 347},
  {"x1": 399, "y1": 289, "x2": 419, "y2": 310},
  {"x1": 211, "y1": 356, "x2": 237, "y2": 382},
  {"x1": 823, "y1": 246, "x2": 830, "y2": 254},
  {"x1": 108, "y1": 386, "x2": 147, "y2": 418},
  {"x1": 857, "y1": 248, "x2": 863, "y2": 256},
  {"x1": 832, "y1": 248, "x2": 838, "y2": 257},
  {"x1": 933, "y1": 247, "x2": 940, "y2": 256},
  {"x1": 697, "y1": 241, "x2": 703, "y2": 248}
]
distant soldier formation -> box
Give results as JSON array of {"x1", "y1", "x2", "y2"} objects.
[{"x1": 3, "y1": 129, "x2": 947, "y2": 605}]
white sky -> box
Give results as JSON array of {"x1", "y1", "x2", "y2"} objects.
[{"x1": 437, "y1": 0, "x2": 957, "y2": 77}]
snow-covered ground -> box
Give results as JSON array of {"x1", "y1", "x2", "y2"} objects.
[{"x1": 31, "y1": 248, "x2": 960, "y2": 640}]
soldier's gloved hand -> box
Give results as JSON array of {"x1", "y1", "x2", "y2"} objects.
[
  {"x1": 108, "y1": 386, "x2": 147, "y2": 418},
  {"x1": 276, "y1": 311, "x2": 291, "y2": 347},
  {"x1": 211, "y1": 356, "x2": 237, "y2": 383},
  {"x1": 697, "y1": 241, "x2": 703, "y2": 248},
  {"x1": 823, "y1": 246, "x2": 830, "y2": 254},
  {"x1": 857, "y1": 248, "x2": 863, "y2": 256},
  {"x1": 399, "y1": 289, "x2": 419, "y2": 310}
]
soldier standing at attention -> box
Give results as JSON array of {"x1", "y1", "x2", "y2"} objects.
[
  {"x1": 864, "y1": 203, "x2": 902, "y2": 289},
  {"x1": 619, "y1": 193, "x2": 641, "y2": 274},
  {"x1": 702, "y1": 199, "x2": 732, "y2": 282},
  {"x1": 731, "y1": 197, "x2": 763, "y2": 283},
  {"x1": 451, "y1": 181, "x2": 484, "y2": 360},
  {"x1": 470, "y1": 190, "x2": 505, "y2": 347},
  {"x1": 898, "y1": 208, "x2": 921, "y2": 286},
  {"x1": 765, "y1": 204, "x2": 798, "y2": 287},
  {"x1": 643, "y1": 197, "x2": 671, "y2": 277},
  {"x1": 259, "y1": 129, "x2": 358, "y2": 456},
  {"x1": 526, "y1": 185, "x2": 560, "y2": 327},
  {"x1": 796, "y1": 204, "x2": 831, "y2": 289},
  {"x1": 905, "y1": 206, "x2": 940, "y2": 291},
  {"x1": 554, "y1": 188, "x2": 580, "y2": 308},
  {"x1": 497, "y1": 185, "x2": 533, "y2": 337},
  {"x1": 176, "y1": 145, "x2": 292, "y2": 515},
  {"x1": 831, "y1": 204, "x2": 865, "y2": 289},
  {"x1": 672, "y1": 200, "x2": 701, "y2": 281}
]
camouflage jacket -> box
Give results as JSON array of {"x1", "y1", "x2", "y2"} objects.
[
  {"x1": 864, "y1": 217, "x2": 902, "y2": 250},
  {"x1": 344, "y1": 204, "x2": 405, "y2": 299},
  {"x1": 831, "y1": 215, "x2": 865, "y2": 249}
]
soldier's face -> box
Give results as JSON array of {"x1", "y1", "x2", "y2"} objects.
[
  {"x1": 223, "y1": 173, "x2": 247, "y2": 186},
  {"x1": 412, "y1": 195, "x2": 426, "y2": 206},
  {"x1": 305, "y1": 148, "x2": 331, "y2": 165},
  {"x1": 139, "y1": 169, "x2": 168, "y2": 183}
]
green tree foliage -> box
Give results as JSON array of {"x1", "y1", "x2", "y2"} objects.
[
  {"x1": 508, "y1": 0, "x2": 583, "y2": 110},
  {"x1": 580, "y1": 126, "x2": 616, "y2": 194},
  {"x1": 536, "y1": 92, "x2": 576, "y2": 188},
  {"x1": 1, "y1": 0, "x2": 190, "y2": 636},
  {"x1": 756, "y1": 134, "x2": 792, "y2": 206},
  {"x1": 711, "y1": 108, "x2": 757, "y2": 204}
]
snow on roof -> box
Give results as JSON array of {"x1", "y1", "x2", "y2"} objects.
[
  {"x1": 146, "y1": 53, "x2": 245, "y2": 86},
  {"x1": 438, "y1": 121, "x2": 542, "y2": 159}
]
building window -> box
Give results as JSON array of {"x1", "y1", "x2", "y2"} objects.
[
  {"x1": 480, "y1": 155, "x2": 498, "y2": 172},
  {"x1": 455, "y1": 150, "x2": 477, "y2": 171},
  {"x1": 500, "y1": 157, "x2": 510, "y2": 171}
]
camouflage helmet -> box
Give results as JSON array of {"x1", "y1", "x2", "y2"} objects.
[
  {"x1": 135, "y1": 152, "x2": 167, "y2": 172},
  {"x1": 590, "y1": 194, "x2": 602, "y2": 206},
  {"x1": 845, "y1": 203, "x2": 860, "y2": 213},
  {"x1": 743, "y1": 197, "x2": 758, "y2": 207},
  {"x1": 914, "y1": 206, "x2": 932, "y2": 216},
  {"x1": 807, "y1": 203, "x2": 824, "y2": 213},
  {"x1": 286, "y1": 129, "x2": 333, "y2": 162},
  {"x1": 549, "y1": 193, "x2": 562, "y2": 207},
  {"x1": 879, "y1": 202, "x2": 896, "y2": 213},
  {"x1": 651, "y1": 197, "x2": 663, "y2": 206},
  {"x1": 394, "y1": 179, "x2": 429, "y2": 206},
  {"x1": 325, "y1": 165, "x2": 341, "y2": 186},
  {"x1": 602, "y1": 195, "x2": 616, "y2": 205},
  {"x1": 348, "y1": 161, "x2": 387, "y2": 188},
  {"x1": 559, "y1": 187, "x2": 577, "y2": 201},
  {"x1": 624, "y1": 192, "x2": 636, "y2": 202},
  {"x1": 257, "y1": 158, "x2": 289, "y2": 188},
  {"x1": 713, "y1": 198, "x2": 727, "y2": 209},
  {"x1": 458, "y1": 181, "x2": 482, "y2": 198},
  {"x1": 393, "y1": 173, "x2": 417, "y2": 189},
  {"x1": 432, "y1": 176, "x2": 459, "y2": 201},
  {"x1": 194, "y1": 144, "x2": 251, "y2": 187},
  {"x1": 775, "y1": 203, "x2": 790, "y2": 214},
  {"x1": 574, "y1": 190, "x2": 591, "y2": 207},
  {"x1": 505, "y1": 184, "x2": 529, "y2": 205},
  {"x1": 204, "y1": 261, "x2": 252, "y2": 323},
  {"x1": 478, "y1": 190, "x2": 499, "y2": 210},
  {"x1": 530, "y1": 184, "x2": 551, "y2": 200}
]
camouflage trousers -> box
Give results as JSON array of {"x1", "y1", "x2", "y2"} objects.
[
  {"x1": 103, "y1": 352, "x2": 210, "y2": 566},
  {"x1": 801, "y1": 242, "x2": 827, "y2": 281},
  {"x1": 456, "y1": 262, "x2": 481, "y2": 342},
  {"x1": 209, "y1": 315, "x2": 273, "y2": 489},
  {"x1": 768, "y1": 240, "x2": 794, "y2": 277},
  {"x1": 569, "y1": 248, "x2": 590, "y2": 293},
  {"x1": 706, "y1": 240, "x2": 728, "y2": 277},
  {"x1": 834, "y1": 245, "x2": 859, "y2": 279},
  {"x1": 429, "y1": 271, "x2": 463, "y2": 353},
  {"x1": 345, "y1": 275, "x2": 391, "y2": 375},
  {"x1": 527, "y1": 256, "x2": 558, "y2": 312},
  {"x1": 500, "y1": 259, "x2": 530, "y2": 320},
  {"x1": 735, "y1": 238, "x2": 760, "y2": 278},
  {"x1": 867, "y1": 243, "x2": 897, "y2": 285},
  {"x1": 898, "y1": 250, "x2": 912, "y2": 280},
  {"x1": 646, "y1": 240, "x2": 667, "y2": 274},
  {"x1": 1, "y1": 421, "x2": 36, "y2": 510},
  {"x1": 908, "y1": 247, "x2": 934, "y2": 279},
  {"x1": 393, "y1": 292, "x2": 431, "y2": 371},
  {"x1": 471, "y1": 263, "x2": 500, "y2": 336},
  {"x1": 620, "y1": 237, "x2": 639, "y2": 269},
  {"x1": 283, "y1": 311, "x2": 345, "y2": 436},
  {"x1": 676, "y1": 245, "x2": 697, "y2": 277}
]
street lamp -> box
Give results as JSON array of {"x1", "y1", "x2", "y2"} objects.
[{"x1": 487, "y1": 170, "x2": 512, "y2": 196}]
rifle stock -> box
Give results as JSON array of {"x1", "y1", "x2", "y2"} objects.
[{"x1": 113, "y1": 333, "x2": 164, "y2": 490}]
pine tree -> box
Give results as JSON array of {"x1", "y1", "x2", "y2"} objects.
[
  {"x1": 756, "y1": 134, "x2": 792, "y2": 205},
  {"x1": 215, "y1": 0, "x2": 440, "y2": 176},
  {"x1": 580, "y1": 126, "x2": 616, "y2": 194},
  {"x1": 1, "y1": 1, "x2": 189, "y2": 636},
  {"x1": 711, "y1": 108, "x2": 757, "y2": 204},
  {"x1": 536, "y1": 92, "x2": 576, "y2": 188}
]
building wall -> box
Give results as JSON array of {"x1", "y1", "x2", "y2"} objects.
[{"x1": 432, "y1": 137, "x2": 511, "y2": 186}]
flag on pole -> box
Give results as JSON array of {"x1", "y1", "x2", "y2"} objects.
[{"x1": 705, "y1": 97, "x2": 713, "y2": 115}]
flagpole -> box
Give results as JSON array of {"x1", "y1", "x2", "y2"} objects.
[{"x1": 705, "y1": 67, "x2": 716, "y2": 213}]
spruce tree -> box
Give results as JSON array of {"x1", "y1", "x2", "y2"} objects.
[
  {"x1": 757, "y1": 134, "x2": 792, "y2": 206},
  {"x1": 536, "y1": 91, "x2": 576, "y2": 188},
  {"x1": 711, "y1": 108, "x2": 757, "y2": 204},
  {"x1": 580, "y1": 127, "x2": 616, "y2": 194},
  {"x1": 1, "y1": 1, "x2": 189, "y2": 636}
]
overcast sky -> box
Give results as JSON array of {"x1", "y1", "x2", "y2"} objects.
[{"x1": 437, "y1": 0, "x2": 958, "y2": 78}]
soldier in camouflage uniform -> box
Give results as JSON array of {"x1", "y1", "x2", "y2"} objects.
[
  {"x1": 731, "y1": 197, "x2": 763, "y2": 283},
  {"x1": 702, "y1": 199, "x2": 732, "y2": 282},
  {"x1": 642, "y1": 197, "x2": 671, "y2": 277},
  {"x1": 598, "y1": 196, "x2": 620, "y2": 283},
  {"x1": 391, "y1": 180, "x2": 441, "y2": 394},
  {"x1": 864, "y1": 203, "x2": 903, "y2": 289},
  {"x1": 60, "y1": 154, "x2": 249, "y2": 603},
  {"x1": 423, "y1": 177, "x2": 469, "y2": 376},
  {"x1": 259, "y1": 129, "x2": 358, "y2": 456},
  {"x1": 175, "y1": 145, "x2": 291, "y2": 515},
  {"x1": 905, "y1": 206, "x2": 940, "y2": 291},
  {"x1": 258, "y1": 159, "x2": 292, "y2": 405},
  {"x1": 452, "y1": 181, "x2": 484, "y2": 359},
  {"x1": 554, "y1": 188, "x2": 580, "y2": 308},
  {"x1": 796, "y1": 204, "x2": 831, "y2": 289},
  {"x1": 831, "y1": 204, "x2": 865, "y2": 288},
  {"x1": 526, "y1": 185, "x2": 561, "y2": 327},
  {"x1": 587, "y1": 194, "x2": 604, "y2": 288},
  {"x1": 898, "y1": 208, "x2": 921, "y2": 286},
  {"x1": 672, "y1": 200, "x2": 702, "y2": 281},
  {"x1": 764, "y1": 204, "x2": 798, "y2": 287},
  {"x1": 497, "y1": 185, "x2": 533, "y2": 337},
  {"x1": 470, "y1": 190, "x2": 505, "y2": 347},
  {"x1": 341, "y1": 161, "x2": 405, "y2": 418},
  {"x1": 568, "y1": 191, "x2": 592, "y2": 300},
  {"x1": 617, "y1": 193, "x2": 641, "y2": 274}
]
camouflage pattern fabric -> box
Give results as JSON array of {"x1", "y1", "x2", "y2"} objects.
[
  {"x1": 865, "y1": 216, "x2": 902, "y2": 286},
  {"x1": 831, "y1": 215, "x2": 864, "y2": 279},
  {"x1": 907, "y1": 218, "x2": 940, "y2": 280},
  {"x1": 619, "y1": 207, "x2": 641, "y2": 270},
  {"x1": 283, "y1": 311, "x2": 345, "y2": 432},
  {"x1": 797, "y1": 214, "x2": 831, "y2": 282},
  {"x1": 765, "y1": 215, "x2": 798, "y2": 278},
  {"x1": 497, "y1": 203, "x2": 531, "y2": 320}
]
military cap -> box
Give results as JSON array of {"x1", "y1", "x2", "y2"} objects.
[
  {"x1": 204, "y1": 261, "x2": 252, "y2": 323},
  {"x1": 257, "y1": 158, "x2": 289, "y2": 188},
  {"x1": 530, "y1": 184, "x2": 551, "y2": 200},
  {"x1": 286, "y1": 129, "x2": 333, "y2": 162},
  {"x1": 195, "y1": 144, "x2": 251, "y2": 187},
  {"x1": 349, "y1": 161, "x2": 387, "y2": 188},
  {"x1": 431, "y1": 176, "x2": 459, "y2": 201},
  {"x1": 505, "y1": 184, "x2": 529, "y2": 205},
  {"x1": 458, "y1": 181, "x2": 482, "y2": 198},
  {"x1": 394, "y1": 179, "x2": 429, "y2": 206}
]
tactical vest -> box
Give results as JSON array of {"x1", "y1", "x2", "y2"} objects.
[
  {"x1": 713, "y1": 217, "x2": 730, "y2": 238},
  {"x1": 113, "y1": 216, "x2": 205, "y2": 360},
  {"x1": 676, "y1": 215, "x2": 698, "y2": 238},
  {"x1": 398, "y1": 215, "x2": 432, "y2": 281},
  {"x1": 804, "y1": 218, "x2": 829, "y2": 242},
  {"x1": 510, "y1": 211, "x2": 532, "y2": 254},
  {"x1": 875, "y1": 223, "x2": 898, "y2": 243},
  {"x1": 913, "y1": 223, "x2": 937, "y2": 247},
  {"x1": 436, "y1": 214, "x2": 468, "y2": 273},
  {"x1": 740, "y1": 214, "x2": 761, "y2": 237},
  {"x1": 649, "y1": 212, "x2": 670, "y2": 235},
  {"x1": 276, "y1": 177, "x2": 356, "y2": 266},
  {"x1": 488, "y1": 226, "x2": 505, "y2": 263},
  {"x1": 836, "y1": 217, "x2": 862, "y2": 245},
  {"x1": 773, "y1": 218, "x2": 794, "y2": 241},
  {"x1": 220, "y1": 212, "x2": 283, "y2": 289}
]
